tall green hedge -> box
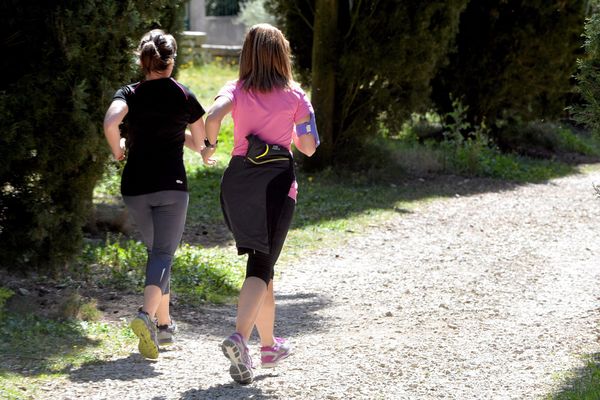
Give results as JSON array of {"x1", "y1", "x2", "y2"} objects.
[
  {"x1": 431, "y1": 0, "x2": 586, "y2": 127},
  {"x1": 0, "y1": 0, "x2": 185, "y2": 272},
  {"x1": 573, "y1": 11, "x2": 600, "y2": 136}
]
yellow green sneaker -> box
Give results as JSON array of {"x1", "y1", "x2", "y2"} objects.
[
  {"x1": 157, "y1": 319, "x2": 177, "y2": 346},
  {"x1": 130, "y1": 311, "x2": 159, "y2": 359}
]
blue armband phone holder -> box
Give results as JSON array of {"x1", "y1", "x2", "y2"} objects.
[{"x1": 296, "y1": 112, "x2": 320, "y2": 147}]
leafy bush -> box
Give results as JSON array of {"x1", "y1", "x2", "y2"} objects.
[
  {"x1": 82, "y1": 238, "x2": 148, "y2": 290},
  {"x1": 0, "y1": 0, "x2": 186, "y2": 272},
  {"x1": 0, "y1": 287, "x2": 14, "y2": 318},
  {"x1": 432, "y1": 0, "x2": 586, "y2": 127},
  {"x1": 267, "y1": 0, "x2": 469, "y2": 169},
  {"x1": 573, "y1": 11, "x2": 600, "y2": 137},
  {"x1": 393, "y1": 105, "x2": 577, "y2": 182},
  {"x1": 237, "y1": 0, "x2": 277, "y2": 27},
  {"x1": 171, "y1": 244, "x2": 243, "y2": 304},
  {"x1": 206, "y1": 0, "x2": 240, "y2": 16},
  {"x1": 81, "y1": 239, "x2": 243, "y2": 303}
]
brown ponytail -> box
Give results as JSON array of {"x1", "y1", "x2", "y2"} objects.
[{"x1": 137, "y1": 29, "x2": 177, "y2": 74}]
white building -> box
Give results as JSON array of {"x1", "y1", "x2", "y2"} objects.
[{"x1": 187, "y1": 0, "x2": 246, "y2": 46}]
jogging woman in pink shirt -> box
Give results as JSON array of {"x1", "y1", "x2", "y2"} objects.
[{"x1": 204, "y1": 23, "x2": 318, "y2": 384}]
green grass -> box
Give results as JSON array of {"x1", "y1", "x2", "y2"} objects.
[
  {"x1": 548, "y1": 355, "x2": 600, "y2": 400},
  {"x1": 80, "y1": 238, "x2": 244, "y2": 304},
  {"x1": 0, "y1": 306, "x2": 135, "y2": 399},
  {"x1": 386, "y1": 122, "x2": 589, "y2": 183},
  {"x1": 178, "y1": 62, "x2": 238, "y2": 107}
]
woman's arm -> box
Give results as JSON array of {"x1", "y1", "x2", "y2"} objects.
[
  {"x1": 103, "y1": 100, "x2": 128, "y2": 161},
  {"x1": 293, "y1": 115, "x2": 317, "y2": 157},
  {"x1": 205, "y1": 96, "x2": 232, "y2": 143},
  {"x1": 202, "y1": 96, "x2": 233, "y2": 165},
  {"x1": 185, "y1": 117, "x2": 206, "y2": 153}
]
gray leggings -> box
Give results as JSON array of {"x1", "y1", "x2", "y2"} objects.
[{"x1": 123, "y1": 190, "x2": 189, "y2": 294}]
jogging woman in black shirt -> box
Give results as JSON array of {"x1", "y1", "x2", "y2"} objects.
[{"x1": 103, "y1": 29, "x2": 209, "y2": 359}]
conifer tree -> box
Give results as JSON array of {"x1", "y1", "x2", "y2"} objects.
[
  {"x1": 431, "y1": 0, "x2": 586, "y2": 127},
  {"x1": 0, "y1": 0, "x2": 186, "y2": 272}
]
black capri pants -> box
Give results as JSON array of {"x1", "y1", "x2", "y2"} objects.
[{"x1": 246, "y1": 196, "x2": 295, "y2": 284}]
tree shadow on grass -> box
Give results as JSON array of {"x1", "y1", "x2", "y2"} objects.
[
  {"x1": 0, "y1": 312, "x2": 100, "y2": 377},
  {"x1": 180, "y1": 161, "x2": 589, "y2": 247},
  {"x1": 94, "y1": 156, "x2": 597, "y2": 250},
  {"x1": 548, "y1": 352, "x2": 600, "y2": 399}
]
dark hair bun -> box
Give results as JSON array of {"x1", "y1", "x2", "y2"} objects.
[{"x1": 137, "y1": 29, "x2": 177, "y2": 74}]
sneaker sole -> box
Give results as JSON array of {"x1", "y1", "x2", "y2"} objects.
[
  {"x1": 130, "y1": 318, "x2": 159, "y2": 359},
  {"x1": 221, "y1": 338, "x2": 253, "y2": 384}
]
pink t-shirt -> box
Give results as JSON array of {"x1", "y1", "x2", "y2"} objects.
[{"x1": 217, "y1": 80, "x2": 313, "y2": 200}]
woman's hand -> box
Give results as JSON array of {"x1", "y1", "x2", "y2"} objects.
[
  {"x1": 201, "y1": 147, "x2": 217, "y2": 166},
  {"x1": 112, "y1": 148, "x2": 125, "y2": 161},
  {"x1": 112, "y1": 137, "x2": 126, "y2": 161}
]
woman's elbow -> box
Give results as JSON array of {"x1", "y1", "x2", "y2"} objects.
[
  {"x1": 205, "y1": 108, "x2": 223, "y2": 125},
  {"x1": 300, "y1": 143, "x2": 316, "y2": 157}
]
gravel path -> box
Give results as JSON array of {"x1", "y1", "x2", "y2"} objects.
[{"x1": 47, "y1": 167, "x2": 600, "y2": 399}]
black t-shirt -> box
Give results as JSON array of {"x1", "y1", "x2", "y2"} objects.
[{"x1": 113, "y1": 78, "x2": 205, "y2": 196}]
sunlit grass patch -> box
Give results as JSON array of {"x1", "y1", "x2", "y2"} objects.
[
  {"x1": 548, "y1": 354, "x2": 600, "y2": 400},
  {"x1": 0, "y1": 312, "x2": 135, "y2": 399}
]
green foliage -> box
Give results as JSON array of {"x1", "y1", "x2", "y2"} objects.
[
  {"x1": 549, "y1": 355, "x2": 600, "y2": 400},
  {"x1": 81, "y1": 238, "x2": 244, "y2": 303},
  {"x1": 93, "y1": 162, "x2": 124, "y2": 198},
  {"x1": 81, "y1": 239, "x2": 148, "y2": 290},
  {"x1": 0, "y1": 312, "x2": 134, "y2": 380},
  {"x1": 267, "y1": 0, "x2": 469, "y2": 169},
  {"x1": 573, "y1": 12, "x2": 600, "y2": 137},
  {"x1": 206, "y1": 0, "x2": 241, "y2": 16},
  {"x1": 0, "y1": 311, "x2": 134, "y2": 399},
  {"x1": 177, "y1": 63, "x2": 239, "y2": 111},
  {"x1": 78, "y1": 299, "x2": 102, "y2": 321},
  {"x1": 0, "y1": 0, "x2": 186, "y2": 272},
  {"x1": 393, "y1": 107, "x2": 581, "y2": 182},
  {"x1": 237, "y1": 0, "x2": 277, "y2": 27},
  {"x1": 0, "y1": 287, "x2": 14, "y2": 318},
  {"x1": 432, "y1": 0, "x2": 586, "y2": 127},
  {"x1": 494, "y1": 121, "x2": 600, "y2": 159},
  {"x1": 171, "y1": 244, "x2": 243, "y2": 304},
  {"x1": 264, "y1": 0, "x2": 314, "y2": 84}
]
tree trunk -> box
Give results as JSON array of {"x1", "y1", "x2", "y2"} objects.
[{"x1": 306, "y1": 0, "x2": 338, "y2": 169}]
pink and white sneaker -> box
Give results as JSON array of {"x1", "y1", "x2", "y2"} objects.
[
  {"x1": 260, "y1": 337, "x2": 291, "y2": 368},
  {"x1": 221, "y1": 332, "x2": 254, "y2": 384}
]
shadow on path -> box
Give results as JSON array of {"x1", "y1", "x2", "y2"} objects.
[
  {"x1": 180, "y1": 374, "x2": 282, "y2": 400},
  {"x1": 67, "y1": 354, "x2": 161, "y2": 382},
  {"x1": 176, "y1": 291, "x2": 333, "y2": 340},
  {"x1": 182, "y1": 168, "x2": 542, "y2": 247}
]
